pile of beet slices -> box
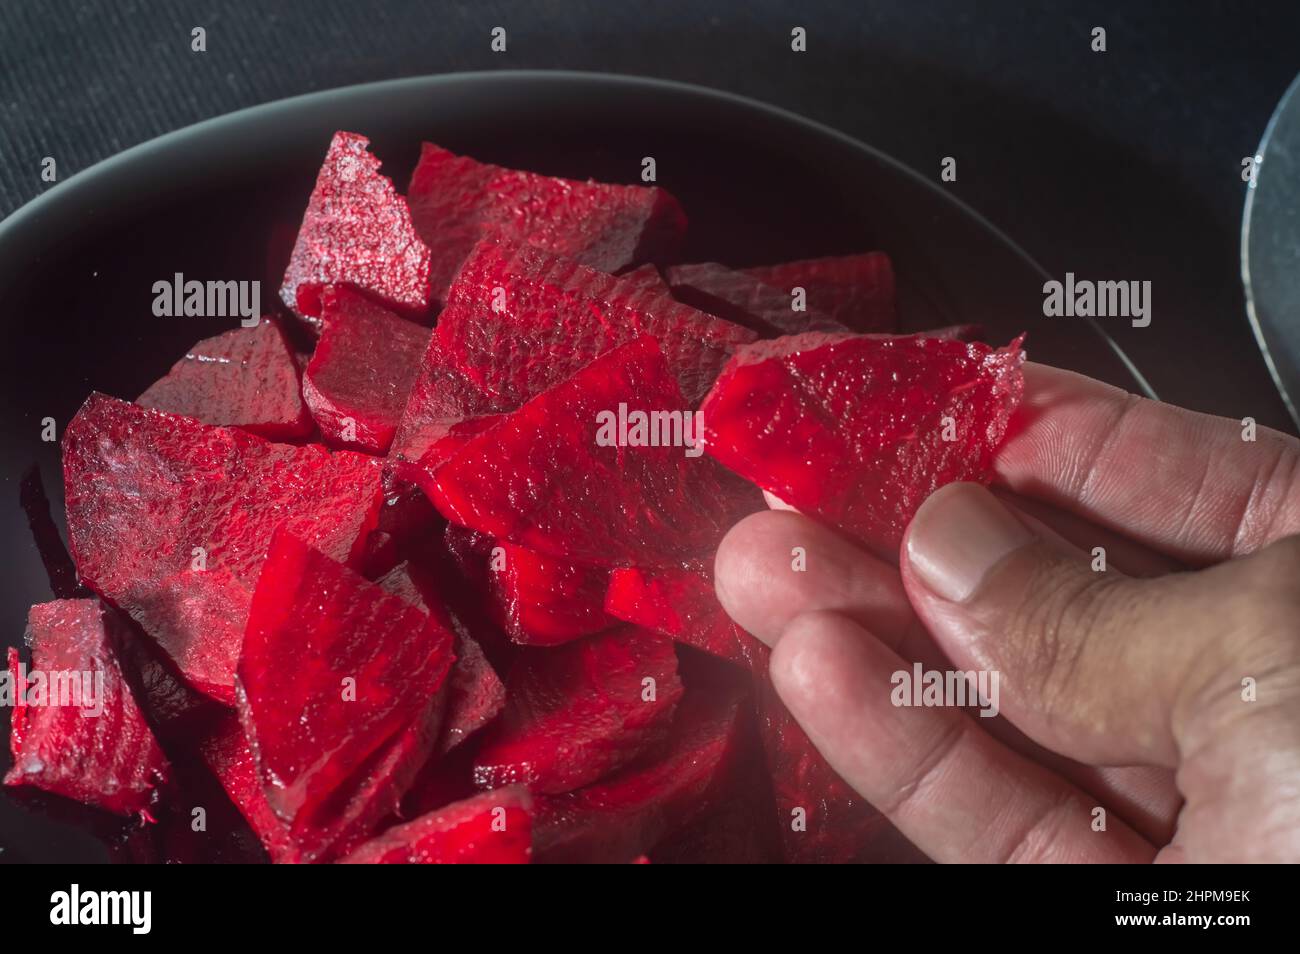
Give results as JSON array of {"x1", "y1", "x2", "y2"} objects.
[{"x1": 5, "y1": 132, "x2": 1024, "y2": 863}]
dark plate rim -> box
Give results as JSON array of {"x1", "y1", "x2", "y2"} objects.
[{"x1": 0, "y1": 68, "x2": 1155, "y2": 398}]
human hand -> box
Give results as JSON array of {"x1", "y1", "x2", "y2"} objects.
[{"x1": 714, "y1": 362, "x2": 1300, "y2": 862}]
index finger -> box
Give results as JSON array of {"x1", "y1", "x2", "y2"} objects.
[{"x1": 994, "y1": 363, "x2": 1300, "y2": 564}]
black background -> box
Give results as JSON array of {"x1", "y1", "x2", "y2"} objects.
[{"x1": 2, "y1": 0, "x2": 1299, "y2": 427}]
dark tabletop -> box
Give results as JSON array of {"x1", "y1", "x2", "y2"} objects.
[{"x1": 3, "y1": 0, "x2": 1298, "y2": 429}]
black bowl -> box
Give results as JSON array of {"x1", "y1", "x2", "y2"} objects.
[{"x1": 0, "y1": 70, "x2": 1152, "y2": 863}]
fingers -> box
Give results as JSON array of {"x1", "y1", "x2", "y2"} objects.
[
  {"x1": 769, "y1": 610, "x2": 1155, "y2": 863},
  {"x1": 901, "y1": 482, "x2": 1229, "y2": 768},
  {"x1": 997, "y1": 363, "x2": 1300, "y2": 564},
  {"x1": 714, "y1": 509, "x2": 927, "y2": 659}
]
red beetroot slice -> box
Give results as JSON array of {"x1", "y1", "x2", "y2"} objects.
[
  {"x1": 741, "y1": 640, "x2": 913, "y2": 863},
  {"x1": 4, "y1": 601, "x2": 169, "y2": 817},
  {"x1": 533, "y1": 688, "x2": 746, "y2": 863},
  {"x1": 199, "y1": 716, "x2": 298, "y2": 863},
  {"x1": 302, "y1": 286, "x2": 431, "y2": 453},
  {"x1": 604, "y1": 563, "x2": 751, "y2": 665},
  {"x1": 490, "y1": 542, "x2": 615, "y2": 646},
  {"x1": 137, "y1": 320, "x2": 313, "y2": 439},
  {"x1": 339, "y1": 786, "x2": 532, "y2": 864},
  {"x1": 236, "y1": 530, "x2": 456, "y2": 861},
  {"x1": 742, "y1": 252, "x2": 896, "y2": 333},
  {"x1": 701, "y1": 332, "x2": 1025, "y2": 559},
  {"x1": 63, "y1": 394, "x2": 383, "y2": 702},
  {"x1": 407, "y1": 142, "x2": 686, "y2": 301},
  {"x1": 472, "y1": 626, "x2": 684, "y2": 795},
  {"x1": 376, "y1": 561, "x2": 506, "y2": 754},
  {"x1": 419, "y1": 336, "x2": 762, "y2": 567},
  {"x1": 280, "y1": 131, "x2": 431, "y2": 323},
  {"x1": 665, "y1": 262, "x2": 850, "y2": 336}
]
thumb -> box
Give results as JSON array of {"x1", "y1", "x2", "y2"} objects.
[{"x1": 900, "y1": 482, "x2": 1299, "y2": 770}]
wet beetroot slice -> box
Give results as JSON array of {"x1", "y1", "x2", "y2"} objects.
[
  {"x1": 741, "y1": 640, "x2": 915, "y2": 863},
  {"x1": 742, "y1": 252, "x2": 896, "y2": 333},
  {"x1": 200, "y1": 716, "x2": 299, "y2": 863},
  {"x1": 236, "y1": 530, "x2": 456, "y2": 861},
  {"x1": 665, "y1": 262, "x2": 850, "y2": 336},
  {"x1": 137, "y1": 320, "x2": 313, "y2": 439},
  {"x1": 4, "y1": 601, "x2": 169, "y2": 817},
  {"x1": 280, "y1": 131, "x2": 431, "y2": 322},
  {"x1": 604, "y1": 563, "x2": 752, "y2": 665},
  {"x1": 388, "y1": 348, "x2": 509, "y2": 464},
  {"x1": 63, "y1": 394, "x2": 383, "y2": 702},
  {"x1": 701, "y1": 333, "x2": 1025, "y2": 559},
  {"x1": 440, "y1": 240, "x2": 755, "y2": 407},
  {"x1": 419, "y1": 336, "x2": 763, "y2": 566},
  {"x1": 301, "y1": 287, "x2": 431, "y2": 453},
  {"x1": 620, "y1": 263, "x2": 670, "y2": 292},
  {"x1": 339, "y1": 786, "x2": 533, "y2": 864},
  {"x1": 376, "y1": 561, "x2": 506, "y2": 754},
  {"x1": 533, "y1": 689, "x2": 746, "y2": 863},
  {"x1": 472, "y1": 626, "x2": 684, "y2": 795},
  {"x1": 490, "y1": 542, "x2": 615, "y2": 646},
  {"x1": 407, "y1": 142, "x2": 687, "y2": 301}
]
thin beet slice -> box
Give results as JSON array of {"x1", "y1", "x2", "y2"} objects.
[
  {"x1": 620, "y1": 263, "x2": 669, "y2": 292},
  {"x1": 407, "y1": 142, "x2": 686, "y2": 301},
  {"x1": 236, "y1": 530, "x2": 456, "y2": 862},
  {"x1": 339, "y1": 786, "x2": 532, "y2": 864},
  {"x1": 280, "y1": 131, "x2": 431, "y2": 323},
  {"x1": 604, "y1": 562, "x2": 750, "y2": 665},
  {"x1": 376, "y1": 560, "x2": 506, "y2": 754},
  {"x1": 302, "y1": 286, "x2": 431, "y2": 453},
  {"x1": 137, "y1": 320, "x2": 313, "y2": 439},
  {"x1": 701, "y1": 333, "x2": 1025, "y2": 559},
  {"x1": 742, "y1": 252, "x2": 896, "y2": 333},
  {"x1": 199, "y1": 716, "x2": 298, "y2": 863},
  {"x1": 5, "y1": 600, "x2": 169, "y2": 817},
  {"x1": 63, "y1": 394, "x2": 383, "y2": 702},
  {"x1": 741, "y1": 640, "x2": 915, "y2": 863},
  {"x1": 665, "y1": 261, "x2": 849, "y2": 336},
  {"x1": 417, "y1": 336, "x2": 762, "y2": 567},
  {"x1": 389, "y1": 242, "x2": 755, "y2": 463},
  {"x1": 490, "y1": 542, "x2": 615, "y2": 646},
  {"x1": 472, "y1": 626, "x2": 683, "y2": 795},
  {"x1": 533, "y1": 689, "x2": 746, "y2": 863}
]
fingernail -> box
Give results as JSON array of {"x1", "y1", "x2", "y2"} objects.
[{"x1": 906, "y1": 483, "x2": 1034, "y2": 602}]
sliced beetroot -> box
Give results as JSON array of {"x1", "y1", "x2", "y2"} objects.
[
  {"x1": 440, "y1": 241, "x2": 754, "y2": 408},
  {"x1": 604, "y1": 563, "x2": 751, "y2": 665},
  {"x1": 376, "y1": 560, "x2": 506, "y2": 754},
  {"x1": 339, "y1": 786, "x2": 532, "y2": 864},
  {"x1": 417, "y1": 336, "x2": 762, "y2": 567},
  {"x1": 701, "y1": 333, "x2": 1025, "y2": 558},
  {"x1": 236, "y1": 530, "x2": 456, "y2": 861},
  {"x1": 407, "y1": 142, "x2": 686, "y2": 301},
  {"x1": 5, "y1": 600, "x2": 169, "y2": 817},
  {"x1": 280, "y1": 131, "x2": 431, "y2": 323},
  {"x1": 199, "y1": 716, "x2": 298, "y2": 863},
  {"x1": 620, "y1": 263, "x2": 669, "y2": 292},
  {"x1": 137, "y1": 320, "x2": 313, "y2": 439},
  {"x1": 533, "y1": 688, "x2": 746, "y2": 863},
  {"x1": 489, "y1": 542, "x2": 615, "y2": 646},
  {"x1": 388, "y1": 348, "x2": 509, "y2": 464},
  {"x1": 741, "y1": 640, "x2": 913, "y2": 863},
  {"x1": 742, "y1": 252, "x2": 896, "y2": 333},
  {"x1": 63, "y1": 394, "x2": 383, "y2": 702},
  {"x1": 302, "y1": 286, "x2": 430, "y2": 453},
  {"x1": 665, "y1": 261, "x2": 849, "y2": 336},
  {"x1": 472, "y1": 626, "x2": 683, "y2": 795}
]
